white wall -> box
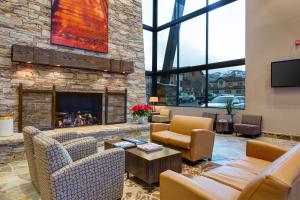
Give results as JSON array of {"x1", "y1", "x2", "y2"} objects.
[
  {"x1": 246, "y1": 0, "x2": 300, "y2": 135},
  {"x1": 157, "y1": 0, "x2": 300, "y2": 136}
]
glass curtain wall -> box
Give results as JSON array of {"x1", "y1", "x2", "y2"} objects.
[{"x1": 142, "y1": 0, "x2": 245, "y2": 109}]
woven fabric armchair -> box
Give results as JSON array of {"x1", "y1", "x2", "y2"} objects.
[
  {"x1": 234, "y1": 114, "x2": 262, "y2": 138},
  {"x1": 33, "y1": 133, "x2": 125, "y2": 200},
  {"x1": 23, "y1": 126, "x2": 98, "y2": 192}
]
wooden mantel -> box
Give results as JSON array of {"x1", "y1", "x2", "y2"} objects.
[{"x1": 11, "y1": 45, "x2": 134, "y2": 74}]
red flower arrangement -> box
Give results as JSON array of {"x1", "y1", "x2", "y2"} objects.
[{"x1": 130, "y1": 104, "x2": 152, "y2": 117}]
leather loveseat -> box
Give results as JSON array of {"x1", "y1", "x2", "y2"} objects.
[
  {"x1": 160, "y1": 140, "x2": 300, "y2": 200},
  {"x1": 150, "y1": 115, "x2": 215, "y2": 162}
]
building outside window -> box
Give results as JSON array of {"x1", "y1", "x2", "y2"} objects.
[{"x1": 142, "y1": 0, "x2": 245, "y2": 109}]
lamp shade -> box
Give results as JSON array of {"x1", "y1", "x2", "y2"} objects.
[{"x1": 149, "y1": 96, "x2": 159, "y2": 103}]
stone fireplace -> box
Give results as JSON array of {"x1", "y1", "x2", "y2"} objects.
[{"x1": 0, "y1": 0, "x2": 146, "y2": 132}]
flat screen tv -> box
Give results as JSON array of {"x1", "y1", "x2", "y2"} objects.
[{"x1": 271, "y1": 59, "x2": 300, "y2": 87}]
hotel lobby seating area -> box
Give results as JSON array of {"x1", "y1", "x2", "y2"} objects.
[{"x1": 1, "y1": 0, "x2": 300, "y2": 200}]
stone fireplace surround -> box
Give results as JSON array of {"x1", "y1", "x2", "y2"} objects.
[
  {"x1": 19, "y1": 83, "x2": 127, "y2": 132},
  {"x1": 0, "y1": 0, "x2": 146, "y2": 132},
  {"x1": 0, "y1": 0, "x2": 147, "y2": 164}
]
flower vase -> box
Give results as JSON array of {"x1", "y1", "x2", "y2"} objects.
[{"x1": 137, "y1": 116, "x2": 147, "y2": 124}]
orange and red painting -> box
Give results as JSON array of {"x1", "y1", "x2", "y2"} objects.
[{"x1": 51, "y1": 0, "x2": 108, "y2": 53}]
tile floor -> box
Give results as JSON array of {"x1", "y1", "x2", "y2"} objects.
[{"x1": 0, "y1": 134, "x2": 298, "y2": 200}]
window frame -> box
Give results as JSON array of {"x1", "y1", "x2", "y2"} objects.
[{"x1": 143, "y1": 0, "x2": 245, "y2": 109}]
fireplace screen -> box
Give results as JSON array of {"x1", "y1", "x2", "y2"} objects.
[{"x1": 55, "y1": 92, "x2": 102, "y2": 128}]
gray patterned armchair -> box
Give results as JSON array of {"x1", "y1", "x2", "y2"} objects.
[
  {"x1": 33, "y1": 133, "x2": 125, "y2": 200},
  {"x1": 23, "y1": 126, "x2": 98, "y2": 192}
]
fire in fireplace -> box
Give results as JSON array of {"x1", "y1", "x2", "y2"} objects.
[{"x1": 55, "y1": 92, "x2": 102, "y2": 128}]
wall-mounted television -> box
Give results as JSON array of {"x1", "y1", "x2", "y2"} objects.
[{"x1": 271, "y1": 59, "x2": 300, "y2": 87}]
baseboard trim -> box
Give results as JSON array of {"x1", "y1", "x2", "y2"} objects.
[{"x1": 262, "y1": 131, "x2": 300, "y2": 142}]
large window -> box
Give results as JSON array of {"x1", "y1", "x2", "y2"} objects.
[
  {"x1": 142, "y1": 0, "x2": 153, "y2": 26},
  {"x1": 143, "y1": 30, "x2": 152, "y2": 71},
  {"x1": 157, "y1": 74, "x2": 177, "y2": 106},
  {"x1": 208, "y1": 0, "x2": 245, "y2": 63},
  {"x1": 179, "y1": 15, "x2": 206, "y2": 67},
  {"x1": 208, "y1": 66, "x2": 245, "y2": 109},
  {"x1": 157, "y1": 28, "x2": 177, "y2": 71},
  {"x1": 143, "y1": 0, "x2": 245, "y2": 109},
  {"x1": 158, "y1": 0, "x2": 176, "y2": 26},
  {"x1": 179, "y1": 71, "x2": 206, "y2": 107}
]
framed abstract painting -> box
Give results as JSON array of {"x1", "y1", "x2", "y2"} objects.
[{"x1": 51, "y1": 0, "x2": 108, "y2": 53}]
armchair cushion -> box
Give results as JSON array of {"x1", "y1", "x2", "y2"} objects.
[
  {"x1": 63, "y1": 137, "x2": 98, "y2": 161},
  {"x1": 168, "y1": 133, "x2": 191, "y2": 150},
  {"x1": 152, "y1": 115, "x2": 170, "y2": 123},
  {"x1": 150, "y1": 123, "x2": 170, "y2": 133},
  {"x1": 202, "y1": 166, "x2": 256, "y2": 191},
  {"x1": 228, "y1": 157, "x2": 271, "y2": 174},
  {"x1": 169, "y1": 115, "x2": 213, "y2": 135},
  {"x1": 234, "y1": 124, "x2": 260, "y2": 135},
  {"x1": 45, "y1": 131, "x2": 79, "y2": 143},
  {"x1": 151, "y1": 130, "x2": 174, "y2": 143},
  {"x1": 160, "y1": 108, "x2": 171, "y2": 116},
  {"x1": 192, "y1": 176, "x2": 240, "y2": 200},
  {"x1": 241, "y1": 115, "x2": 262, "y2": 125}
]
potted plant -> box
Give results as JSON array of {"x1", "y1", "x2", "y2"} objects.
[
  {"x1": 130, "y1": 104, "x2": 152, "y2": 124},
  {"x1": 225, "y1": 101, "x2": 234, "y2": 122}
]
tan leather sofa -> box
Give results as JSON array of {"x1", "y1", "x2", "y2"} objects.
[
  {"x1": 160, "y1": 140, "x2": 300, "y2": 200},
  {"x1": 150, "y1": 115, "x2": 215, "y2": 162},
  {"x1": 152, "y1": 108, "x2": 172, "y2": 123}
]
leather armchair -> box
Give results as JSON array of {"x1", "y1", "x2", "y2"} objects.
[
  {"x1": 160, "y1": 140, "x2": 300, "y2": 200},
  {"x1": 152, "y1": 108, "x2": 172, "y2": 123},
  {"x1": 33, "y1": 133, "x2": 125, "y2": 200},
  {"x1": 150, "y1": 115, "x2": 215, "y2": 162},
  {"x1": 23, "y1": 126, "x2": 97, "y2": 192}
]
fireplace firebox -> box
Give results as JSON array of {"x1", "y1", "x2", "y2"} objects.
[{"x1": 55, "y1": 92, "x2": 102, "y2": 128}]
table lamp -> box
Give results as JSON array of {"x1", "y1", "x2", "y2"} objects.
[{"x1": 149, "y1": 97, "x2": 159, "y2": 112}]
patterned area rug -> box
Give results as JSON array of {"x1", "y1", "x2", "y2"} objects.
[
  {"x1": 1, "y1": 134, "x2": 297, "y2": 200},
  {"x1": 0, "y1": 160, "x2": 219, "y2": 200},
  {"x1": 123, "y1": 161, "x2": 220, "y2": 200}
]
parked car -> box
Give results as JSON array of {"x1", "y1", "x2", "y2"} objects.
[
  {"x1": 197, "y1": 93, "x2": 217, "y2": 105},
  {"x1": 232, "y1": 96, "x2": 245, "y2": 109},
  {"x1": 179, "y1": 92, "x2": 196, "y2": 103},
  {"x1": 201, "y1": 95, "x2": 245, "y2": 109}
]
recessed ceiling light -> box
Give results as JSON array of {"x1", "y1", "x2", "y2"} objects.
[
  {"x1": 27, "y1": 61, "x2": 32, "y2": 64},
  {"x1": 56, "y1": 64, "x2": 61, "y2": 67}
]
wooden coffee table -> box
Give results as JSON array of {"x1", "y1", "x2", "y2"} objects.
[{"x1": 125, "y1": 147, "x2": 182, "y2": 191}]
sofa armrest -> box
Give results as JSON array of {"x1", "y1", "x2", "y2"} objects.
[
  {"x1": 51, "y1": 148, "x2": 125, "y2": 200},
  {"x1": 150, "y1": 123, "x2": 170, "y2": 133},
  {"x1": 47, "y1": 131, "x2": 79, "y2": 143},
  {"x1": 63, "y1": 137, "x2": 98, "y2": 161},
  {"x1": 246, "y1": 140, "x2": 287, "y2": 162},
  {"x1": 160, "y1": 170, "x2": 217, "y2": 200},
  {"x1": 190, "y1": 129, "x2": 215, "y2": 160}
]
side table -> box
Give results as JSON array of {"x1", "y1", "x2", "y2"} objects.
[
  {"x1": 216, "y1": 121, "x2": 234, "y2": 134},
  {"x1": 148, "y1": 112, "x2": 160, "y2": 122}
]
